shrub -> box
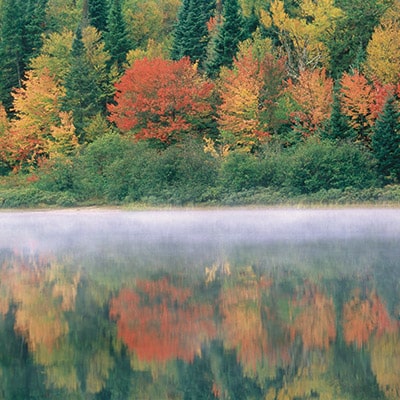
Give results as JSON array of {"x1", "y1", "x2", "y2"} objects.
[{"x1": 284, "y1": 139, "x2": 378, "y2": 194}]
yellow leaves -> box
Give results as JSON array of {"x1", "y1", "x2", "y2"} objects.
[
  {"x1": 264, "y1": 0, "x2": 343, "y2": 74},
  {"x1": 371, "y1": 333, "x2": 400, "y2": 399},
  {"x1": 365, "y1": 20, "x2": 400, "y2": 84},
  {"x1": 30, "y1": 29, "x2": 74, "y2": 83}
]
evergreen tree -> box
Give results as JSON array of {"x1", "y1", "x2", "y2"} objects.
[
  {"x1": 104, "y1": 0, "x2": 131, "y2": 70},
  {"x1": 205, "y1": 0, "x2": 244, "y2": 77},
  {"x1": 62, "y1": 26, "x2": 103, "y2": 143},
  {"x1": 0, "y1": 0, "x2": 47, "y2": 112},
  {"x1": 324, "y1": 85, "x2": 356, "y2": 142},
  {"x1": 371, "y1": 96, "x2": 400, "y2": 184},
  {"x1": 171, "y1": 0, "x2": 215, "y2": 67},
  {"x1": 88, "y1": 0, "x2": 109, "y2": 33},
  {"x1": 327, "y1": 0, "x2": 389, "y2": 79}
]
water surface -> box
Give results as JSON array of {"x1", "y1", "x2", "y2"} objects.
[{"x1": 0, "y1": 208, "x2": 399, "y2": 399}]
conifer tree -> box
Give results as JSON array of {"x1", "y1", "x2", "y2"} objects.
[
  {"x1": 88, "y1": 0, "x2": 109, "y2": 33},
  {"x1": 325, "y1": 86, "x2": 356, "y2": 141},
  {"x1": 104, "y1": 0, "x2": 131, "y2": 70},
  {"x1": 171, "y1": 0, "x2": 215, "y2": 67},
  {"x1": 62, "y1": 26, "x2": 103, "y2": 143},
  {"x1": 371, "y1": 96, "x2": 400, "y2": 183},
  {"x1": 0, "y1": 0, "x2": 47, "y2": 111},
  {"x1": 205, "y1": 0, "x2": 244, "y2": 77}
]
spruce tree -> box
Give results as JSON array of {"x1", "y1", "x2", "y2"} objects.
[
  {"x1": 88, "y1": 0, "x2": 109, "y2": 33},
  {"x1": 0, "y1": 0, "x2": 47, "y2": 112},
  {"x1": 104, "y1": 0, "x2": 131, "y2": 70},
  {"x1": 62, "y1": 26, "x2": 103, "y2": 143},
  {"x1": 171, "y1": 0, "x2": 215, "y2": 67},
  {"x1": 371, "y1": 96, "x2": 400, "y2": 184},
  {"x1": 325, "y1": 86, "x2": 356, "y2": 142},
  {"x1": 205, "y1": 0, "x2": 244, "y2": 77}
]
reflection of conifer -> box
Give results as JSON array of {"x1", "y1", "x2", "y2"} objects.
[{"x1": 372, "y1": 95, "x2": 400, "y2": 184}]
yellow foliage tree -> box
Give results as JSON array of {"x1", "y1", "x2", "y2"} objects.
[
  {"x1": 8, "y1": 70, "x2": 78, "y2": 169},
  {"x1": 371, "y1": 332, "x2": 400, "y2": 399},
  {"x1": 365, "y1": 20, "x2": 400, "y2": 84},
  {"x1": 261, "y1": 0, "x2": 343, "y2": 76}
]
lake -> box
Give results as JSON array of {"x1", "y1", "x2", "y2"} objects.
[{"x1": 0, "y1": 208, "x2": 399, "y2": 399}]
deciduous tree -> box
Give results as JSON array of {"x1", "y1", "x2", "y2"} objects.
[
  {"x1": 286, "y1": 68, "x2": 333, "y2": 136},
  {"x1": 261, "y1": 0, "x2": 343, "y2": 77},
  {"x1": 108, "y1": 57, "x2": 215, "y2": 144},
  {"x1": 365, "y1": 20, "x2": 400, "y2": 85}
]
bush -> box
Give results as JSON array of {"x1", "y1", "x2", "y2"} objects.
[
  {"x1": 72, "y1": 134, "x2": 134, "y2": 200},
  {"x1": 283, "y1": 139, "x2": 378, "y2": 194},
  {"x1": 218, "y1": 151, "x2": 264, "y2": 193}
]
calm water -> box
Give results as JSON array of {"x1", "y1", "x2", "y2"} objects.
[{"x1": 0, "y1": 208, "x2": 400, "y2": 399}]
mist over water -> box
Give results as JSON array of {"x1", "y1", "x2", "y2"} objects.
[{"x1": 1, "y1": 208, "x2": 400, "y2": 252}]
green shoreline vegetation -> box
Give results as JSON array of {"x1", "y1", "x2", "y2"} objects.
[{"x1": 1, "y1": 0, "x2": 400, "y2": 209}]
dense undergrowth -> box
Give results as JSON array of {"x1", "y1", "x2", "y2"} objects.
[{"x1": 1, "y1": 134, "x2": 399, "y2": 209}]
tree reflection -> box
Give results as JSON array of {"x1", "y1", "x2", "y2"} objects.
[
  {"x1": 110, "y1": 277, "x2": 217, "y2": 364},
  {"x1": 0, "y1": 246, "x2": 399, "y2": 399}
]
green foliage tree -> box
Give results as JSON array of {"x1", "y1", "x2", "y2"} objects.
[
  {"x1": 171, "y1": 0, "x2": 215, "y2": 68},
  {"x1": 371, "y1": 96, "x2": 400, "y2": 184},
  {"x1": 205, "y1": 0, "x2": 245, "y2": 77}
]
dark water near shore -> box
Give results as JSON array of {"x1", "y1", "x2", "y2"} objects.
[{"x1": 0, "y1": 209, "x2": 399, "y2": 399}]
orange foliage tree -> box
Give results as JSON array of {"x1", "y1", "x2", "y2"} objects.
[
  {"x1": 340, "y1": 70, "x2": 394, "y2": 146},
  {"x1": 109, "y1": 277, "x2": 217, "y2": 363},
  {"x1": 290, "y1": 283, "x2": 336, "y2": 350},
  {"x1": 108, "y1": 57, "x2": 215, "y2": 144},
  {"x1": 217, "y1": 46, "x2": 286, "y2": 152},
  {"x1": 286, "y1": 67, "x2": 333, "y2": 136},
  {"x1": 219, "y1": 268, "x2": 271, "y2": 374},
  {"x1": 342, "y1": 289, "x2": 397, "y2": 348}
]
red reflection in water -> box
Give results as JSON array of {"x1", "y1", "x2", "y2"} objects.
[{"x1": 110, "y1": 277, "x2": 217, "y2": 363}]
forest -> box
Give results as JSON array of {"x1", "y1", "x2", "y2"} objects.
[{"x1": 1, "y1": 0, "x2": 400, "y2": 207}]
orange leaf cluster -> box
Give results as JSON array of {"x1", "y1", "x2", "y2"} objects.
[
  {"x1": 109, "y1": 278, "x2": 217, "y2": 363},
  {"x1": 108, "y1": 57, "x2": 214, "y2": 143},
  {"x1": 287, "y1": 68, "x2": 333, "y2": 136},
  {"x1": 290, "y1": 284, "x2": 336, "y2": 350},
  {"x1": 343, "y1": 289, "x2": 398, "y2": 348}
]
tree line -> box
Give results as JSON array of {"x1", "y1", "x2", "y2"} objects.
[{"x1": 1, "y1": 0, "x2": 400, "y2": 206}]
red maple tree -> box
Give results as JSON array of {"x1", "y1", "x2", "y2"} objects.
[{"x1": 108, "y1": 57, "x2": 215, "y2": 143}]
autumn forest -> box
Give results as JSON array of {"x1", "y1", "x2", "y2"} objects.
[{"x1": 1, "y1": 0, "x2": 400, "y2": 206}]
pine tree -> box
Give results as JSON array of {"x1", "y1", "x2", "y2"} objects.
[
  {"x1": 104, "y1": 0, "x2": 131, "y2": 70},
  {"x1": 205, "y1": 0, "x2": 244, "y2": 77},
  {"x1": 171, "y1": 0, "x2": 215, "y2": 67},
  {"x1": 88, "y1": 0, "x2": 109, "y2": 33},
  {"x1": 62, "y1": 27, "x2": 103, "y2": 143},
  {"x1": 371, "y1": 96, "x2": 400, "y2": 183}
]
